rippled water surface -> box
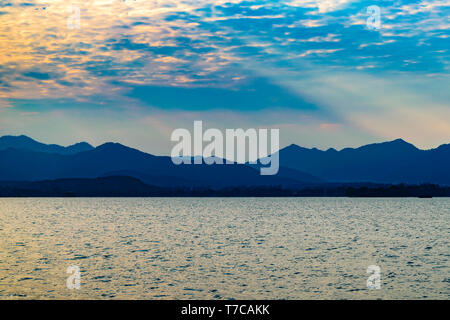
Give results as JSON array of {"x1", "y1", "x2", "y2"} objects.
[{"x1": 0, "y1": 198, "x2": 448, "y2": 299}]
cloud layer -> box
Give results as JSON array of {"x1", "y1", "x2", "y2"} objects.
[{"x1": 0, "y1": 0, "x2": 448, "y2": 152}]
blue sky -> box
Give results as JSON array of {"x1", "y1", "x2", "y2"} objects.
[{"x1": 0, "y1": 0, "x2": 449, "y2": 154}]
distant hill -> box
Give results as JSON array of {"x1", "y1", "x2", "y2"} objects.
[
  {"x1": 0, "y1": 135, "x2": 93, "y2": 155},
  {"x1": 278, "y1": 139, "x2": 450, "y2": 185},
  {"x1": 0, "y1": 176, "x2": 155, "y2": 197},
  {"x1": 0, "y1": 138, "x2": 318, "y2": 187},
  {"x1": 0, "y1": 135, "x2": 448, "y2": 186},
  {"x1": 0, "y1": 177, "x2": 448, "y2": 197}
]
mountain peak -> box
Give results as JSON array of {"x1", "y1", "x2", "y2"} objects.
[
  {"x1": 69, "y1": 141, "x2": 93, "y2": 147},
  {"x1": 352, "y1": 138, "x2": 418, "y2": 153},
  {"x1": 384, "y1": 138, "x2": 418, "y2": 150},
  {"x1": 390, "y1": 138, "x2": 408, "y2": 144},
  {"x1": 0, "y1": 134, "x2": 93, "y2": 155},
  {"x1": 94, "y1": 142, "x2": 148, "y2": 155},
  {"x1": 66, "y1": 141, "x2": 94, "y2": 153},
  {"x1": 0, "y1": 134, "x2": 36, "y2": 142},
  {"x1": 96, "y1": 142, "x2": 128, "y2": 150},
  {"x1": 0, "y1": 134, "x2": 43, "y2": 150},
  {"x1": 283, "y1": 144, "x2": 310, "y2": 152}
]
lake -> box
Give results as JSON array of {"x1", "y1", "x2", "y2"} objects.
[{"x1": 0, "y1": 197, "x2": 448, "y2": 299}]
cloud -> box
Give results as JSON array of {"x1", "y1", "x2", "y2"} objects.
[
  {"x1": 358, "y1": 40, "x2": 396, "y2": 49},
  {"x1": 285, "y1": 0, "x2": 356, "y2": 13},
  {"x1": 295, "y1": 33, "x2": 340, "y2": 42},
  {"x1": 153, "y1": 56, "x2": 187, "y2": 64},
  {"x1": 297, "y1": 48, "x2": 343, "y2": 57},
  {"x1": 203, "y1": 14, "x2": 285, "y2": 21},
  {"x1": 1, "y1": 0, "x2": 448, "y2": 100},
  {"x1": 0, "y1": 0, "x2": 448, "y2": 151},
  {"x1": 300, "y1": 19, "x2": 328, "y2": 27}
]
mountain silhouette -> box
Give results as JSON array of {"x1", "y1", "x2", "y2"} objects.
[
  {"x1": 2, "y1": 177, "x2": 448, "y2": 197},
  {"x1": 0, "y1": 137, "x2": 318, "y2": 187},
  {"x1": 278, "y1": 139, "x2": 450, "y2": 185},
  {"x1": 0, "y1": 135, "x2": 94, "y2": 155},
  {"x1": 0, "y1": 176, "x2": 156, "y2": 197},
  {"x1": 0, "y1": 135, "x2": 448, "y2": 186}
]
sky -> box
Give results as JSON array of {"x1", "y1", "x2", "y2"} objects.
[{"x1": 0, "y1": 0, "x2": 449, "y2": 154}]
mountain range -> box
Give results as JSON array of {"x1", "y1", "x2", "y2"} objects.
[
  {"x1": 0, "y1": 135, "x2": 449, "y2": 187},
  {"x1": 277, "y1": 139, "x2": 450, "y2": 185},
  {"x1": 0, "y1": 135, "x2": 94, "y2": 155}
]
